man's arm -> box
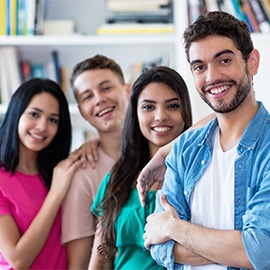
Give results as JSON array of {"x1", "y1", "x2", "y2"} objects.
[
  {"x1": 67, "y1": 237, "x2": 93, "y2": 269},
  {"x1": 144, "y1": 195, "x2": 254, "y2": 269}
]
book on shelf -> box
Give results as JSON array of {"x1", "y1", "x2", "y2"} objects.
[
  {"x1": 261, "y1": 0, "x2": 270, "y2": 19},
  {"x1": 106, "y1": 0, "x2": 171, "y2": 12},
  {"x1": 2, "y1": 0, "x2": 45, "y2": 36},
  {"x1": 248, "y1": 0, "x2": 270, "y2": 33},
  {"x1": 187, "y1": 0, "x2": 270, "y2": 33},
  {"x1": 124, "y1": 55, "x2": 171, "y2": 86},
  {"x1": 106, "y1": 0, "x2": 173, "y2": 24},
  {"x1": 97, "y1": 23, "x2": 174, "y2": 34},
  {"x1": 0, "y1": 0, "x2": 7, "y2": 35},
  {"x1": 0, "y1": 47, "x2": 22, "y2": 104},
  {"x1": 241, "y1": 0, "x2": 260, "y2": 32}
]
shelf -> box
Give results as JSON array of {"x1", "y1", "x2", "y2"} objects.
[{"x1": 0, "y1": 34, "x2": 177, "y2": 46}]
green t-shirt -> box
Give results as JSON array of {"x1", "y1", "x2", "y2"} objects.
[{"x1": 91, "y1": 173, "x2": 165, "y2": 270}]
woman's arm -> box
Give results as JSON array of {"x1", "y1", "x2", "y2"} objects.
[
  {"x1": 0, "y1": 150, "x2": 83, "y2": 269},
  {"x1": 88, "y1": 223, "x2": 113, "y2": 270},
  {"x1": 137, "y1": 113, "x2": 216, "y2": 206}
]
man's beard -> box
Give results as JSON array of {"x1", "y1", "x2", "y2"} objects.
[{"x1": 199, "y1": 70, "x2": 251, "y2": 113}]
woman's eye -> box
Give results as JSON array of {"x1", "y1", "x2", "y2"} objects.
[
  {"x1": 29, "y1": 111, "x2": 39, "y2": 118},
  {"x1": 142, "y1": 104, "x2": 154, "y2": 110},
  {"x1": 49, "y1": 118, "x2": 59, "y2": 125},
  {"x1": 168, "y1": 103, "x2": 180, "y2": 109}
]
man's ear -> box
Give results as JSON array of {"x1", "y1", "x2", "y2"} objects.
[
  {"x1": 125, "y1": 83, "x2": 132, "y2": 100},
  {"x1": 78, "y1": 104, "x2": 86, "y2": 120},
  {"x1": 248, "y1": 49, "x2": 260, "y2": 76}
]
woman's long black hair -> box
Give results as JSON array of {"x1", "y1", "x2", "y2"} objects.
[
  {"x1": 0, "y1": 78, "x2": 72, "y2": 189},
  {"x1": 97, "y1": 66, "x2": 192, "y2": 260}
]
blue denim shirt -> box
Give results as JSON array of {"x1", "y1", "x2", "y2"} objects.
[{"x1": 151, "y1": 102, "x2": 270, "y2": 270}]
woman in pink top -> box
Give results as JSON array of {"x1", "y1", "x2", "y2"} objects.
[{"x1": 0, "y1": 78, "x2": 83, "y2": 269}]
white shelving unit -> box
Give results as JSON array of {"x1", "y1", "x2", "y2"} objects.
[{"x1": 0, "y1": 0, "x2": 269, "y2": 149}]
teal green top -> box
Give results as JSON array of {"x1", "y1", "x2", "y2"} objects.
[{"x1": 91, "y1": 173, "x2": 165, "y2": 270}]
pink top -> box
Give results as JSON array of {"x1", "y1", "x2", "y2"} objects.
[{"x1": 0, "y1": 168, "x2": 67, "y2": 269}]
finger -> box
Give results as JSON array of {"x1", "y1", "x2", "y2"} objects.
[
  {"x1": 79, "y1": 155, "x2": 87, "y2": 168},
  {"x1": 92, "y1": 148, "x2": 99, "y2": 162},
  {"x1": 86, "y1": 154, "x2": 96, "y2": 169},
  {"x1": 144, "y1": 239, "x2": 151, "y2": 250},
  {"x1": 160, "y1": 194, "x2": 171, "y2": 211}
]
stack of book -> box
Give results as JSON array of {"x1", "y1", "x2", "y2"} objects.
[
  {"x1": 0, "y1": 0, "x2": 46, "y2": 36},
  {"x1": 97, "y1": 0, "x2": 174, "y2": 34},
  {"x1": 187, "y1": 0, "x2": 270, "y2": 33}
]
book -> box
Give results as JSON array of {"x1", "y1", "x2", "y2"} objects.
[
  {"x1": 0, "y1": 49, "x2": 11, "y2": 103},
  {"x1": 9, "y1": 0, "x2": 17, "y2": 35},
  {"x1": 261, "y1": 0, "x2": 270, "y2": 20},
  {"x1": 248, "y1": 0, "x2": 270, "y2": 33},
  {"x1": 188, "y1": 0, "x2": 201, "y2": 24},
  {"x1": 0, "y1": 0, "x2": 7, "y2": 35},
  {"x1": 107, "y1": 0, "x2": 171, "y2": 12},
  {"x1": 97, "y1": 23, "x2": 174, "y2": 34},
  {"x1": 26, "y1": 0, "x2": 36, "y2": 35},
  {"x1": 16, "y1": 0, "x2": 27, "y2": 35},
  {"x1": 4, "y1": 47, "x2": 22, "y2": 96},
  {"x1": 241, "y1": 0, "x2": 260, "y2": 32},
  {"x1": 204, "y1": 0, "x2": 219, "y2": 11}
]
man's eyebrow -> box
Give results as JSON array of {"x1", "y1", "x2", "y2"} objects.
[{"x1": 190, "y1": 49, "x2": 235, "y2": 67}]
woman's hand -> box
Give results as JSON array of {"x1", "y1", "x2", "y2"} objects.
[
  {"x1": 79, "y1": 137, "x2": 100, "y2": 168},
  {"x1": 50, "y1": 149, "x2": 83, "y2": 200},
  {"x1": 137, "y1": 152, "x2": 167, "y2": 207}
]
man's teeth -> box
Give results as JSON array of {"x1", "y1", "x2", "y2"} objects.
[
  {"x1": 210, "y1": 86, "x2": 228, "y2": 94},
  {"x1": 98, "y1": 108, "x2": 113, "y2": 117},
  {"x1": 153, "y1": 127, "x2": 171, "y2": 132}
]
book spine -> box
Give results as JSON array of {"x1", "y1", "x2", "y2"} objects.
[
  {"x1": 248, "y1": 0, "x2": 270, "y2": 33},
  {"x1": 241, "y1": 0, "x2": 260, "y2": 32},
  {"x1": 0, "y1": 0, "x2": 7, "y2": 35}
]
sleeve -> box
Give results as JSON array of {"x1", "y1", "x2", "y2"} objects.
[
  {"x1": 242, "y1": 160, "x2": 270, "y2": 270},
  {"x1": 91, "y1": 173, "x2": 111, "y2": 217},
  {"x1": 61, "y1": 169, "x2": 96, "y2": 244},
  {"x1": 0, "y1": 189, "x2": 11, "y2": 216},
  {"x1": 150, "y1": 139, "x2": 190, "y2": 270}
]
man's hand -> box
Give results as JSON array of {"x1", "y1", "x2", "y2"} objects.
[{"x1": 143, "y1": 194, "x2": 178, "y2": 249}]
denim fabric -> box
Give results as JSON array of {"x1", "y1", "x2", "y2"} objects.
[{"x1": 151, "y1": 102, "x2": 270, "y2": 270}]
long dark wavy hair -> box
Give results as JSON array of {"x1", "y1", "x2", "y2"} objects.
[
  {"x1": 0, "y1": 78, "x2": 72, "y2": 189},
  {"x1": 183, "y1": 11, "x2": 254, "y2": 63},
  {"x1": 97, "y1": 66, "x2": 192, "y2": 260}
]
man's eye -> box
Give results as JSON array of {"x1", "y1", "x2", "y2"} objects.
[
  {"x1": 194, "y1": 65, "x2": 204, "y2": 72},
  {"x1": 221, "y1": 58, "x2": 231, "y2": 64},
  {"x1": 102, "y1": 86, "x2": 112, "y2": 92}
]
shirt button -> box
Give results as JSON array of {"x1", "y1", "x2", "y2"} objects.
[
  {"x1": 184, "y1": 190, "x2": 188, "y2": 196},
  {"x1": 201, "y1": 160, "x2": 205, "y2": 165}
]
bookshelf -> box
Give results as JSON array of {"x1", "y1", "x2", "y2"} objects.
[{"x1": 0, "y1": 0, "x2": 269, "y2": 149}]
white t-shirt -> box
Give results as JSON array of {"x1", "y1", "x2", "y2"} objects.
[{"x1": 185, "y1": 128, "x2": 238, "y2": 270}]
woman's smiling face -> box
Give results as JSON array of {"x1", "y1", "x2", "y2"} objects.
[{"x1": 137, "y1": 82, "x2": 185, "y2": 158}]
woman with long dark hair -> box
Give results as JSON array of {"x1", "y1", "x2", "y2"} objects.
[
  {"x1": 0, "y1": 78, "x2": 83, "y2": 269},
  {"x1": 89, "y1": 66, "x2": 192, "y2": 269}
]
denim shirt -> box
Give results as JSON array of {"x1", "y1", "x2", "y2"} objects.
[{"x1": 151, "y1": 102, "x2": 270, "y2": 270}]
